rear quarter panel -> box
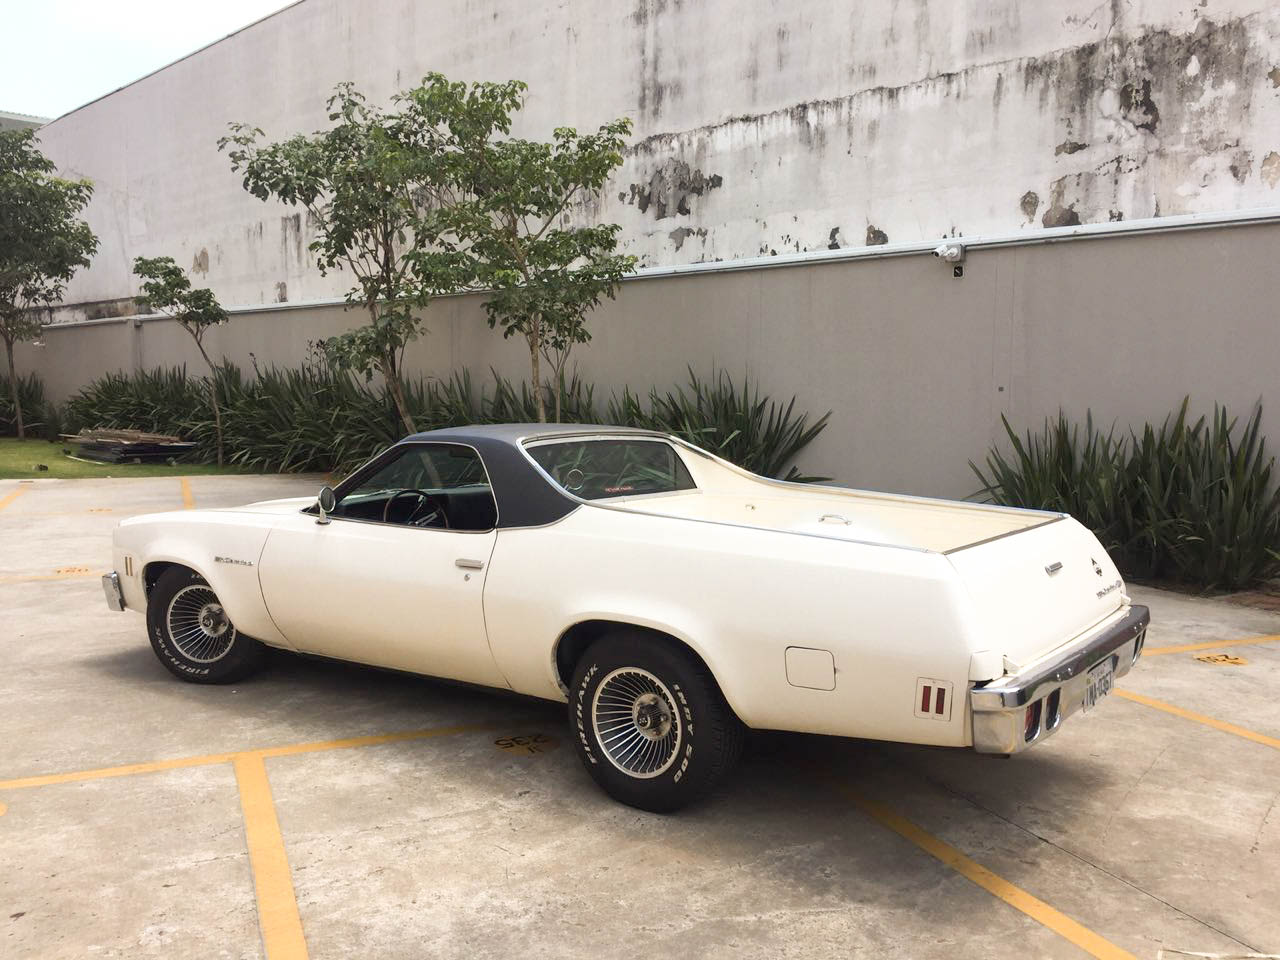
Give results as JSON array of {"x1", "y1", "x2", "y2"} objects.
[
  {"x1": 484, "y1": 506, "x2": 982, "y2": 747},
  {"x1": 113, "y1": 511, "x2": 292, "y2": 649}
]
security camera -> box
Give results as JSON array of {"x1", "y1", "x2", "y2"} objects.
[{"x1": 932, "y1": 242, "x2": 965, "y2": 262}]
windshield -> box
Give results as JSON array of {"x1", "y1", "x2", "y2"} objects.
[{"x1": 527, "y1": 438, "x2": 697, "y2": 500}]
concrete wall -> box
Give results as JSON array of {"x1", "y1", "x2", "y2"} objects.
[
  {"x1": 22, "y1": 219, "x2": 1279, "y2": 499},
  {"x1": 30, "y1": 0, "x2": 1280, "y2": 318}
]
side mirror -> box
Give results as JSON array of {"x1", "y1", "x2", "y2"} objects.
[{"x1": 316, "y1": 485, "x2": 336, "y2": 525}]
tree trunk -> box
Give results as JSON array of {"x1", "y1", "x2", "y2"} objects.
[
  {"x1": 3, "y1": 336, "x2": 23, "y2": 441},
  {"x1": 529, "y1": 336, "x2": 545, "y2": 423},
  {"x1": 528, "y1": 314, "x2": 546, "y2": 423},
  {"x1": 554, "y1": 364, "x2": 563, "y2": 424},
  {"x1": 383, "y1": 355, "x2": 417, "y2": 435},
  {"x1": 192, "y1": 339, "x2": 224, "y2": 467}
]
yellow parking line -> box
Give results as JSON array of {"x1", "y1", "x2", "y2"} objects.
[
  {"x1": 0, "y1": 750, "x2": 239, "y2": 791},
  {"x1": 0, "y1": 569, "x2": 103, "y2": 585},
  {"x1": 847, "y1": 792, "x2": 1137, "y2": 959},
  {"x1": 1116, "y1": 690, "x2": 1280, "y2": 750},
  {"x1": 235, "y1": 754, "x2": 308, "y2": 960},
  {"x1": 181, "y1": 477, "x2": 195, "y2": 509},
  {"x1": 0, "y1": 723, "x2": 494, "y2": 792},
  {"x1": 1142, "y1": 635, "x2": 1280, "y2": 657},
  {"x1": 0, "y1": 487, "x2": 26, "y2": 512}
]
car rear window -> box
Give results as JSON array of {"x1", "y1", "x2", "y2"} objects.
[{"x1": 526, "y1": 438, "x2": 696, "y2": 500}]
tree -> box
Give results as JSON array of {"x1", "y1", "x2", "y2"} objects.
[
  {"x1": 439, "y1": 118, "x2": 637, "y2": 423},
  {"x1": 0, "y1": 129, "x2": 97, "y2": 439},
  {"x1": 219, "y1": 79, "x2": 500, "y2": 434},
  {"x1": 133, "y1": 256, "x2": 230, "y2": 465}
]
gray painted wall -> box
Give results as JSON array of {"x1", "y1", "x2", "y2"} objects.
[{"x1": 22, "y1": 220, "x2": 1278, "y2": 499}]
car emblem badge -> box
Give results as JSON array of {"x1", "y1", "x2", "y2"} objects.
[{"x1": 1092, "y1": 557, "x2": 1103, "y2": 577}]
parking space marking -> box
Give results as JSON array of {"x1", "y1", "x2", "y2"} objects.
[
  {"x1": 0, "y1": 749, "x2": 239, "y2": 791},
  {"x1": 844, "y1": 790, "x2": 1138, "y2": 960},
  {"x1": 181, "y1": 477, "x2": 194, "y2": 509},
  {"x1": 1117, "y1": 690, "x2": 1280, "y2": 750},
  {"x1": 846, "y1": 789, "x2": 1138, "y2": 958},
  {"x1": 0, "y1": 487, "x2": 26, "y2": 512},
  {"x1": 1144, "y1": 635, "x2": 1280, "y2": 657},
  {"x1": 0, "y1": 723, "x2": 493, "y2": 792},
  {"x1": 0, "y1": 569, "x2": 103, "y2": 585},
  {"x1": 235, "y1": 754, "x2": 307, "y2": 960}
]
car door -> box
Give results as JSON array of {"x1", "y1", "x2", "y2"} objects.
[{"x1": 256, "y1": 442, "x2": 509, "y2": 689}]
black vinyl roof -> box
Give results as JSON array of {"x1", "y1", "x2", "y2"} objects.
[{"x1": 396, "y1": 424, "x2": 668, "y2": 528}]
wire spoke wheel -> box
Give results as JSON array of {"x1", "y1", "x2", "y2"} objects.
[
  {"x1": 591, "y1": 667, "x2": 682, "y2": 779},
  {"x1": 165, "y1": 584, "x2": 236, "y2": 664}
]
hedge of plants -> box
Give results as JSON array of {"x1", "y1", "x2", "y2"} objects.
[
  {"x1": 971, "y1": 399, "x2": 1280, "y2": 592},
  {"x1": 0, "y1": 372, "x2": 53, "y2": 438},
  {"x1": 61, "y1": 363, "x2": 832, "y2": 481}
]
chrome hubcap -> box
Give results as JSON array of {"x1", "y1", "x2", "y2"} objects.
[
  {"x1": 166, "y1": 585, "x2": 236, "y2": 663},
  {"x1": 592, "y1": 668, "x2": 682, "y2": 779}
]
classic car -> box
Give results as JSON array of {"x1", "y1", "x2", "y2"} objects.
[{"x1": 103, "y1": 424, "x2": 1149, "y2": 811}]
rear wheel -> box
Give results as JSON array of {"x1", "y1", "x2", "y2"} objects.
[
  {"x1": 146, "y1": 567, "x2": 266, "y2": 684},
  {"x1": 569, "y1": 631, "x2": 744, "y2": 812}
]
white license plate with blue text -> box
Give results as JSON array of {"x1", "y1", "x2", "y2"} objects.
[{"x1": 1082, "y1": 658, "x2": 1115, "y2": 712}]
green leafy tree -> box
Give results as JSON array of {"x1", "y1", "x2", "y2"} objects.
[
  {"x1": 219, "y1": 80, "x2": 493, "y2": 434},
  {"x1": 133, "y1": 256, "x2": 230, "y2": 465},
  {"x1": 439, "y1": 117, "x2": 636, "y2": 423},
  {"x1": 0, "y1": 129, "x2": 97, "y2": 438}
]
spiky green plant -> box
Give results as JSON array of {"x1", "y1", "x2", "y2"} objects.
[
  {"x1": 0, "y1": 371, "x2": 48, "y2": 437},
  {"x1": 607, "y1": 368, "x2": 831, "y2": 481},
  {"x1": 56, "y1": 364, "x2": 831, "y2": 482},
  {"x1": 972, "y1": 399, "x2": 1280, "y2": 592}
]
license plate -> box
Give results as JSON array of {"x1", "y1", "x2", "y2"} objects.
[{"x1": 1082, "y1": 658, "x2": 1115, "y2": 712}]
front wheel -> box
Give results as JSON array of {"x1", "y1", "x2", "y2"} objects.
[
  {"x1": 146, "y1": 567, "x2": 266, "y2": 684},
  {"x1": 569, "y1": 632, "x2": 745, "y2": 812}
]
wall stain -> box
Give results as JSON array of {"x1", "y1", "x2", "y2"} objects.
[
  {"x1": 865, "y1": 224, "x2": 889, "y2": 245},
  {"x1": 1118, "y1": 77, "x2": 1160, "y2": 132},
  {"x1": 191, "y1": 248, "x2": 210, "y2": 276},
  {"x1": 668, "y1": 226, "x2": 706, "y2": 251},
  {"x1": 275, "y1": 282, "x2": 288, "y2": 303},
  {"x1": 1055, "y1": 140, "x2": 1089, "y2": 155},
  {"x1": 827, "y1": 227, "x2": 842, "y2": 249},
  {"x1": 1020, "y1": 190, "x2": 1041, "y2": 220},
  {"x1": 628, "y1": 158, "x2": 723, "y2": 219},
  {"x1": 1263, "y1": 151, "x2": 1280, "y2": 188},
  {"x1": 1229, "y1": 150, "x2": 1253, "y2": 183}
]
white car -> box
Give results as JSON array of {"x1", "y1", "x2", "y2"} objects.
[{"x1": 104, "y1": 424, "x2": 1149, "y2": 811}]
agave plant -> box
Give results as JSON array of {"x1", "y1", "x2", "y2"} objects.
[
  {"x1": 972, "y1": 398, "x2": 1280, "y2": 592},
  {"x1": 606, "y1": 368, "x2": 831, "y2": 481},
  {"x1": 0, "y1": 371, "x2": 49, "y2": 437},
  {"x1": 57, "y1": 364, "x2": 832, "y2": 483}
]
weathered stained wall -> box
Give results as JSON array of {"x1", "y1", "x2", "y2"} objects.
[{"x1": 32, "y1": 0, "x2": 1280, "y2": 314}]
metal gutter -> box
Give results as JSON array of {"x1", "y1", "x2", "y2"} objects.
[{"x1": 41, "y1": 206, "x2": 1280, "y2": 330}]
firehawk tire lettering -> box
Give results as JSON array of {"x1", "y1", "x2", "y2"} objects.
[
  {"x1": 145, "y1": 567, "x2": 267, "y2": 685},
  {"x1": 567, "y1": 631, "x2": 744, "y2": 813}
]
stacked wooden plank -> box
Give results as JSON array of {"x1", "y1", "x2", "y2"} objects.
[{"x1": 61, "y1": 428, "x2": 197, "y2": 464}]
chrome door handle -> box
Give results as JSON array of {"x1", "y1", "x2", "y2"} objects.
[{"x1": 455, "y1": 558, "x2": 485, "y2": 570}]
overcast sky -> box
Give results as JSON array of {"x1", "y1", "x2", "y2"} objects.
[{"x1": 2, "y1": 0, "x2": 298, "y2": 119}]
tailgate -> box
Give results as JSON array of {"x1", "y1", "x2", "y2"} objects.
[{"x1": 945, "y1": 516, "x2": 1126, "y2": 668}]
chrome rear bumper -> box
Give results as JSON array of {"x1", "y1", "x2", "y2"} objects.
[
  {"x1": 970, "y1": 604, "x2": 1150, "y2": 754},
  {"x1": 102, "y1": 572, "x2": 125, "y2": 612}
]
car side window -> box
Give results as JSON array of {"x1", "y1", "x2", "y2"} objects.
[{"x1": 334, "y1": 444, "x2": 497, "y2": 531}]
